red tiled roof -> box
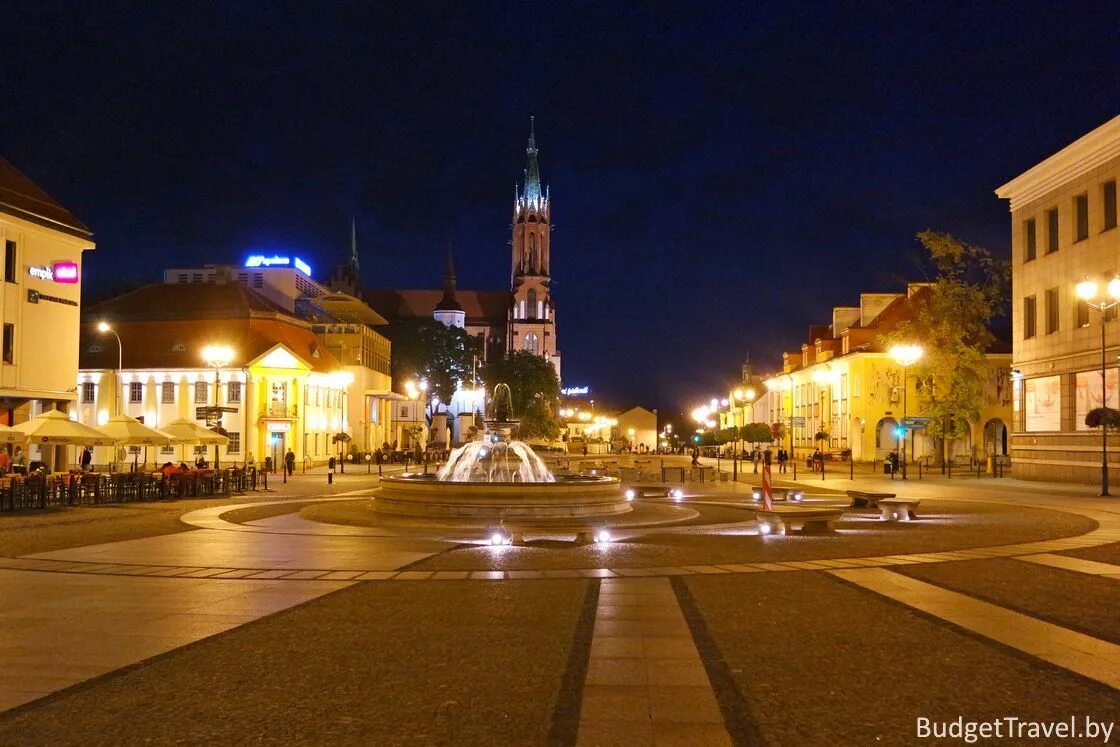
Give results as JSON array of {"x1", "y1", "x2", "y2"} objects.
[
  {"x1": 0, "y1": 156, "x2": 92, "y2": 238},
  {"x1": 83, "y1": 282, "x2": 290, "y2": 322}
]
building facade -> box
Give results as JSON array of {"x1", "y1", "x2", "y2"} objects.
[
  {"x1": 0, "y1": 156, "x2": 95, "y2": 463},
  {"x1": 759, "y1": 285, "x2": 1012, "y2": 465},
  {"x1": 996, "y1": 114, "x2": 1120, "y2": 483},
  {"x1": 78, "y1": 283, "x2": 353, "y2": 468}
]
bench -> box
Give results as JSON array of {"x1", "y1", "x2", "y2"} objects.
[
  {"x1": 878, "y1": 497, "x2": 920, "y2": 521},
  {"x1": 846, "y1": 490, "x2": 896, "y2": 508},
  {"x1": 755, "y1": 506, "x2": 845, "y2": 535},
  {"x1": 751, "y1": 486, "x2": 804, "y2": 503}
]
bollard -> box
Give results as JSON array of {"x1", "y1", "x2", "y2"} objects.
[
  {"x1": 821, "y1": 458, "x2": 825, "y2": 481},
  {"x1": 850, "y1": 457, "x2": 854, "y2": 480},
  {"x1": 262, "y1": 469, "x2": 268, "y2": 490},
  {"x1": 918, "y1": 461, "x2": 922, "y2": 480},
  {"x1": 328, "y1": 468, "x2": 334, "y2": 485},
  {"x1": 948, "y1": 459, "x2": 952, "y2": 480}
]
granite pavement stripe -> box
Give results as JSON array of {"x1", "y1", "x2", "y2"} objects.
[
  {"x1": 548, "y1": 579, "x2": 599, "y2": 746},
  {"x1": 672, "y1": 576, "x2": 764, "y2": 745},
  {"x1": 1016, "y1": 553, "x2": 1120, "y2": 577},
  {"x1": 829, "y1": 567, "x2": 1120, "y2": 689}
]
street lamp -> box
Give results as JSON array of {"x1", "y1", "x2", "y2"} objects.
[
  {"x1": 202, "y1": 344, "x2": 233, "y2": 470},
  {"x1": 627, "y1": 427, "x2": 636, "y2": 452},
  {"x1": 731, "y1": 387, "x2": 756, "y2": 480},
  {"x1": 888, "y1": 344, "x2": 924, "y2": 480},
  {"x1": 97, "y1": 322, "x2": 123, "y2": 417},
  {"x1": 1076, "y1": 277, "x2": 1120, "y2": 496}
]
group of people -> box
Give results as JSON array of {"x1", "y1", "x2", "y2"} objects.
[{"x1": 0, "y1": 446, "x2": 27, "y2": 475}]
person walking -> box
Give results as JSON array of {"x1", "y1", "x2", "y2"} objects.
[
  {"x1": 691, "y1": 446, "x2": 701, "y2": 467},
  {"x1": 80, "y1": 446, "x2": 92, "y2": 472},
  {"x1": 751, "y1": 446, "x2": 761, "y2": 474},
  {"x1": 777, "y1": 447, "x2": 788, "y2": 474},
  {"x1": 284, "y1": 448, "x2": 296, "y2": 477}
]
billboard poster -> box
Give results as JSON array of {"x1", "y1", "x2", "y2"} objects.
[
  {"x1": 1024, "y1": 375, "x2": 1061, "y2": 432},
  {"x1": 1074, "y1": 368, "x2": 1119, "y2": 430}
]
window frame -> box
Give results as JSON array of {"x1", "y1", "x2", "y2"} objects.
[
  {"x1": 1023, "y1": 295, "x2": 1037, "y2": 339},
  {"x1": 1044, "y1": 287, "x2": 1059, "y2": 335},
  {"x1": 194, "y1": 381, "x2": 210, "y2": 404},
  {"x1": 1046, "y1": 208, "x2": 1059, "y2": 254},
  {"x1": 1074, "y1": 193, "x2": 1089, "y2": 243},
  {"x1": 1103, "y1": 180, "x2": 1117, "y2": 231},
  {"x1": 1023, "y1": 218, "x2": 1036, "y2": 262},
  {"x1": 161, "y1": 381, "x2": 175, "y2": 404},
  {"x1": 3, "y1": 241, "x2": 16, "y2": 284},
  {"x1": 227, "y1": 380, "x2": 242, "y2": 403},
  {"x1": 129, "y1": 381, "x2": 143, "y2": 403},
  {"x1": 82, "y1": 381, "x2": 95, "y2": 403},
  {"x1": 2, "y1": 323, "x2": 13, "y2": 364}
]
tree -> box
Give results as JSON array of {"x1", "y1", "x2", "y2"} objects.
[
  {"x1": 480, "y1": 351, "x2": 561, "y2": 439},
  {"x1": 880, "y1": 231, "x2": 1010, "y2": 464},
  {"x1": 1085, "y1": 407, "x2": 1120, "y2": 430},
  {"x1": 740, "y1": 423, "x2": 774, "y2": 445},
  {"x1": 390, "y1": 319, "x2": 476, "y2": 407}
]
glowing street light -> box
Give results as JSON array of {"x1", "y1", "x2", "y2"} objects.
[
  {"x1": 201, "y1": 344, "x2": 234, "y2": 470},
  {"x1": 1076, "y1": 277, "x2": 1120, "y2": 496},
  {"x1": 97, "y1": 321, "x2": 123, "y2": 417},
  {"x1": 888, "y1": 344, "x2": 924, "y2": 479}
]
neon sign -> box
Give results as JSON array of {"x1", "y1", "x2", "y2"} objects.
[
  {"x1": 244, "y1": 255, "x2": 312, "y2": 278},
  {"x1": 27, "y1": 262, "x2": 80, "y2": 283},
  {"x1": 561, "y1": 386, "x2": 590, "y2": 396}
]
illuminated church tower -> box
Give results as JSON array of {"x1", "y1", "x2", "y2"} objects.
[{"x1": 509, "y1": 118, "x2": 560, "y2": 377}]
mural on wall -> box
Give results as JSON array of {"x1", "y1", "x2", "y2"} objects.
[
  {"x1": 1074, "y1": 368, "x2": 1119, "y2": 430},
  {"x1": 1024, "y1": 375, "x2": 1061, "y2": 432}
]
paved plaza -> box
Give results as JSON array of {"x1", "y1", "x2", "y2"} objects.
[{"x1": 1, "y1": 460, "x2": 1119, "y2": 745}]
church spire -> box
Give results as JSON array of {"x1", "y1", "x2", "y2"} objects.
[
  {"x1": 522, "y1": 116, "x2": 542, "y2": 204},
  {"x1": 435, "y1": 247, "x2": 463, "y2": 312}
]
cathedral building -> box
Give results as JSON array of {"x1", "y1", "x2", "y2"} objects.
[{"x1": 358, "y1": 122, "x2": 562, "y2": 443}]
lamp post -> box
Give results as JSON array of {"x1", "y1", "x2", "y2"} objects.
[
  {"x1": 888, "y1": 344, "x2": 924, "y2": 480},
  {"x1": 97, "y1": 322, "x2": 123, "y2": 417},
  {"x1": 731, "y1": 387, "x2": 756, "y2": 480},
  {"x1": 1076, "y1": 277, "x2": 1120, "y2": 496},
  {"x1": 202, "y1": 345, "x2": 233, "y2": 470}
]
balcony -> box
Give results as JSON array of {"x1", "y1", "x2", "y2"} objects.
[{"x1": 260, "y1": 403, "x2": 298, "y2": 419}]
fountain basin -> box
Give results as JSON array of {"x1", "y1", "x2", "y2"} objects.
[{"x1": 374, "y1": 474, "x2": 631, "y2": 520}]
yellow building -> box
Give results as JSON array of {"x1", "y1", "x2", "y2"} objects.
[
  {"x1": 0, "y1": 156, "x2": 95, "y2": 464},
  {"x1": 77, "y1": 283, "x2": 353, "y2": 468},
  {"x1": 760, "y1": 285, "x2": 1012, "y2": 466}
]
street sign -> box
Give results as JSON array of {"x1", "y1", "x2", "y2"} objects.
[
  {"x1": 790, "y1": 417, "x2": 806, "y2": 427},
  {"x1": 217, "y1": 406, "x2": 238, "y2": 413},
  {"x1": 900, "y1": 416, "x2": 932, "y2": 429},
  {"x1": 196, "y1": 406, "x2": 238, "y2": 419}
]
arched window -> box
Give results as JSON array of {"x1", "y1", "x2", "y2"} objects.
[
  {"x1": 527, "y1": 289, "x2": 537, "y2": 320},
  {"x1": 528, "y1": 234, "x2": 537, "y2": 273},
  {"x1": 524, "y1": 333, "x2": 539, "y2": 354}
]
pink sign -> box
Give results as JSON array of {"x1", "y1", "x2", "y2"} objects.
[{"x1": 53, "y1": 262, "x2": 79, "y2": 283}]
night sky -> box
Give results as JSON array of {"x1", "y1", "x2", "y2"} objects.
[{"x1": 3, "y1": 2, "x2": 1118, "y2": 418}]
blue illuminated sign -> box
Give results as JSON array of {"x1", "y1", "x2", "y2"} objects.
[
  {"x1": 560, "y1": 386, "x2": 590, "y2": 396},
  {"x1": 244, "y1": 255, "x2": 312, "y2": 278}
]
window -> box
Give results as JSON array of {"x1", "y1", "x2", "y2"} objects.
[
  {"x1": 1045, "y1": 287, "x2": 1059, "y2": 334},
  {"x1": 1023, "y1": 219, "x2": 1036, "y2": 262},
  {"x1": 1104, "y1": 181, "x2": 1117, "y2": 231},
  {"x1": 1046, "y1": 208, "x2": 1059, "y2": 253},
  {"x1": 161, "y1": 381, "x2": 175, "y2": 404},
  {"x1": 194, "y1": 381, "x2": 209, "y2": 403},
  {"x1": 129, "y1": 382, "x2": 143, "y2": 403},
  {"x1": 527, "y1": 289, "x2": 537, "y2": 320},
  {"x1": 227, "y1": 431, "x2": 241, "y2": 454},
  {"x1": 1074, "y1": 194, "x2": 1089, "y2": 242},
  {"x1": 1023, "y1": 295, "x2": 1037, "y2": 339},
  {"x1": 82, "y1": 382, "x2": 95, "y2": 403},
  {"x1": 227, "y1": 380, "x2": 242, "y2": 403},
  {"x1": 1077, "y1": 300, "x2": 1091, "y2": 328},
  {"x1": 523, "y1": 332, "x2": 539, "y2": 354},
  {"x1": 1, "y1": 324, "x2": 12, "y2": 363},
  {"x1": 3, "y1": 241, "x2": 15, "y2": 283}
]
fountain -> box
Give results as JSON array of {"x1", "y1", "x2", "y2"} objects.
[{"x1": 374, "y1": 384, "x2": 629, "y2": 520}]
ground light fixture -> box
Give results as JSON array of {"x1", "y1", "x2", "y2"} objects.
[
  {"x1": 593, "y1": 529, "x2": 611, "y2": 544},
  {"x1": 625, "y1": 489, "x2": 636, "y2": 501},
  {"x1": 488, "y1": 528, "x2": 511, "y2": 546}
]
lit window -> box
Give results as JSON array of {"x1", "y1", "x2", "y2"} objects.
[
  {"x1": 524, "y1": 333, "x2": 539, "y2": 354},
  {"x1": 129, "y1": 382, "x2": 143, "y2": 403},
  {"x1": 82, "y1": 382, "x2": 95, "y2": 403},
  {"x1": 161, "y1": 381, "x2": 175, "y2": 404},
  {"x1": 195, "y1": 382, "x2": 209, "y2": 403},
  {"x1": 227, "y1": 381, "x2": 242, "y2": 403}
]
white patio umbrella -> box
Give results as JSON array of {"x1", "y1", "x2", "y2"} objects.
[
  {"x1": 158, "y1": 418, "x2": 229, "y2": 465},
  {"x1": 99, "y1": 415, "x2": 172, "y2": 471},
  {"x1": 12, "y1": 410, "x2": 116, "y2": 472},
  {"x1": 0, "y1": 423, "x2": 28, "y2": 445}
]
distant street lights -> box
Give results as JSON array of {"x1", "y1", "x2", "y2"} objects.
[
  {"x1": 97, "y1": 322, "x2": 123, "y2": 417},
  {"x1": 731, "y1": 387, "x2": 756, "y2": 480},
  {"x1": 202, "y1": 344, "x2": 234, "y2": 470},
  {"x1": 1076, "y1": 277, "x2": 1120, "y2": 496},
  {"x1": 888, "y1": 344, "x2": 923, "y2": 480}
]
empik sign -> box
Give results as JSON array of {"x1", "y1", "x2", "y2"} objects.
[{"x1": 27, "y1": 261, "x2": 80, "y2": 284}]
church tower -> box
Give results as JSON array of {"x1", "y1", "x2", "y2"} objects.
[
  {"x1": 329, "y1": 218, "x2": 361, "y2": 295},
  {"x1": 509, "y1": 118, "x2": 560, "y2": 377},
  {"x1": 433, "y1": 250, "x2": 466, "y2": 329}
]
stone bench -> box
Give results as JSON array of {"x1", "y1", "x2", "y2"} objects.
[
  {"x1": 628, "y1": 483, "x2": 683, "y2": 498},
  {"x1": 878, "y1": 497, "x2": 920, "y2": 522},
  {"x1": 750, "y1": 486, "x2": 804, "y2": 503},
  {"x1": 846, "y1": 490, "x2": 896, "y2": 508},
  {"x1": 755, "y1": 506, "x2": 844, "y2": 535}
]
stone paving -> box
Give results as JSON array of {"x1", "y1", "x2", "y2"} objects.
[{"x1": 0, "y1": 465, "x2": 1118, "y2": 743}]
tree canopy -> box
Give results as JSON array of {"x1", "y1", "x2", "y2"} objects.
[
  {"x1": 389, "y1": 319, "x2": 476, "y2": 407},
  {"x1": 880, "y1": 231, "x2": 1010, "y2": 453},
  {"x1": 480, "y1": 351, "x2": 561, "y2": 439}
]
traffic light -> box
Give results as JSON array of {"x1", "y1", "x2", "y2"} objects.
[
  {"x1": 893, "y1": 426, "x2": 907, "y2": 439},
  {"x1": 693, "y1": 435, "x2": 701, "y2": 443}
]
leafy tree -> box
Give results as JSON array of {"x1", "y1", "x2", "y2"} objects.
[
  {"x1": 740, "y1": 423, "x2": 774, "y2": 445},
  {"x1": 481, "y1": 351, "x2": 561, "y2": 439},
  {"x1": 881, "y1": 231, "x2": 1010, "y2": 464},
  {"x1": 770, "y1": 422, "x2": 786, "y2": 443},
  {"x1": 390, "y1": 319, "x2": 476, "y2": 407},
  {"x1": 1086, "y1": 407, "x2": 1120, "y2": 430},
  {"x1": 813, "y1": 430, "x2": 829, "y2": 443}
]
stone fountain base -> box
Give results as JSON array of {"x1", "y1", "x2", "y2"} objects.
[{"x1": 373, "y1": 474, "x2": 631, "y2": 520}]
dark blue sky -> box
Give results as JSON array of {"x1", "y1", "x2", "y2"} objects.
[{"x1": 3, "y1": 2, "x2": 1118, "y2": 416}]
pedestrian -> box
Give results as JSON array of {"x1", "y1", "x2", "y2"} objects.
[
  {"x1": 691, "y1": 446, "x2": 701, "y2": 467},
  {"x1": 12, "y1": 446, "x2": 25, "y2": 474},
  {"x1": 284, "y1": 448, "x2": 296, "y2": 477},
  {"x1": 812, "y1": 448, "x2": 823, "y2": 473},
  {"x1": 80, "y1": 446, "x2": 92, "y2": 472},
  {"x1": 889, "y1": 450, "x2": 900, "y2": 474},
  {"x1": 582, "y1": 443, "x2": 588, "y2": 456},
  {"x1": 777, "y1": 447, "x2": 788, "y2": 474},
  {"x1": 751, "y1": 446, "x2": 761, "y2": 474}
]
